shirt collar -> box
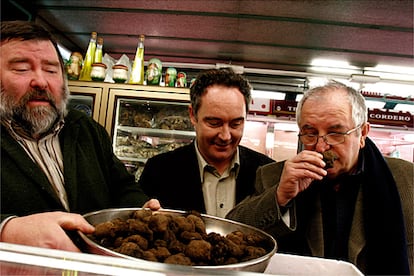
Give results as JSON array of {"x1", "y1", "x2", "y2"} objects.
[
  {"x1": 2, "y1": 117, "x2": 65, "y2": 141},
  {"x1": 194, "y1": 141, "x2": 240, "y2": 181}
]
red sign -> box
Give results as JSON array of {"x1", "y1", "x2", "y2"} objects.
[
  {"x1": 368, "y1": 109, "x2": 414, "y2": 128},
  {"x1": 272, "y1": 100, "x2": 297, "y2": 118}
]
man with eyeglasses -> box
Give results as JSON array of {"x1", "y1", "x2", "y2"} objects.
[{"x1": 226, "y1": 82, "x2": 413, "y2": 275}]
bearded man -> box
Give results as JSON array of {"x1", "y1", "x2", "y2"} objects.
[{"x1": 0, "y1": 21, "x2": 159, "y2": 252}]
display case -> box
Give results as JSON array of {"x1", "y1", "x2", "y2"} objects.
[
  {"x1": 105, "y1": 85, "x2": 195, "y2": 179},
  {"x1": 68, "y1": 80, "x2": 109, "y2": 126},
  {"x1": 67, "y1": 81, "x2": 414, "y2": 166}
]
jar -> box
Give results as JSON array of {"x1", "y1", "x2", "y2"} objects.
[
  {"x1": 90, "y1": 63, "x2": 107, "y2": 82},
  {"x1": 112, "y1": 64, "x2": 129, "y2": 83},
  {"x1": 176, "y1": 72, "x2": 187, "y2": 87},
  {"x1": 145, "y1": 58, "x2": 162, "y2": 85},
  {"x1": 165, "y1": 67, "x2": 177, "y2": 87}
]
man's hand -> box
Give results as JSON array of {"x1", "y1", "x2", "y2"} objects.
[
  {"x1": 0, "y1": 212, "x2": 95, "y2": 252},
  {"x1": 142, "y1": 198, "x2": 161, "y2": 210},
  {"x1": 276, "y1": 150, "x2": 327, "y2": 206}
]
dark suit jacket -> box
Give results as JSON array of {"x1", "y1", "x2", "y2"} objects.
[
  {"x1": 226, "y1": 157, "x2": 414, "y2": 274},
  {"x1": 138, "y1": 142, "x2": 274, "y2": 213},
  {"x1": 1, "y1": 110, "x2": 149, "y2": 222}
]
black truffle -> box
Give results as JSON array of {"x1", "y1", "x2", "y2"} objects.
[{"x1": 323, "y1": 151, "x2": 338, "y2": 169}]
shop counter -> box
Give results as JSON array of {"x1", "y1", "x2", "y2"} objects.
[{"x1": 0, "y1": 242, "x2": 362, "y2": 275}]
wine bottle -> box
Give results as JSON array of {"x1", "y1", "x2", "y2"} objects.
[
  {"x1": 79, "y1": 32, "x2": 97, "y2": 81},
  {"x1": 129, "y1": 34, "x2": 145, "y2": 84},
  {"x1": 94, "y1": 37, "x2": 104, "y2": 63}
]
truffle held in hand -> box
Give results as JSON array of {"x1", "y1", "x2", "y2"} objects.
[{"x1": 322, "y1": 150, "x2": 338, "y2": 169}]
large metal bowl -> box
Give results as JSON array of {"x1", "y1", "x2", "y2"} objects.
[{"x1": 78, "y1": 208, "x2": 277, "y2": 272}]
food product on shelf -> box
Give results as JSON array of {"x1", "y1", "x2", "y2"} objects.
[
  {"x1": 129, "y1": 35, "x2": 145, "y2": 84},
  {"x1": 118, "y1": 105, "x2": 153, "y2": 128},
  {"x1": 66, "y1": 52, "x2": 83, "y2": 80},
  {"x1": 90, "y1": 62, "x2": 107, "y2": 82},
  {"x1": 176, "y1": 71, "x2": 187, "y2": 87},
  {"x1": 146, "y1": 58, "x2": 163, "y2": 85},
  {"x1": 118, "y1": 102, "x2": 192, "y2": 131},
  {"x1": 157, "y1": 116, "x2": 192, "y2": 130},
  {"x1": 165, "y1": 67, "x2": 177, "y2": 87},
  {"x1": 94, "y1": 37, "x2": 104, "y2": 63},
  {"x1": 154, "y1": 106, "x2": 192, "y2": 131},
  {"x1": 115, "y1": 135, "x2": 187, "y2": 159},
  {"x1": 112, "y1": 64, "x2": 129, "y2": 83},
  {"x1": 79, "y1": 32, "x2": 97, "y2": 81}
]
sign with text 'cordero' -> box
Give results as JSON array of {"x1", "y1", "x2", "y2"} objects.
[{"x1": 368, "y1": 109, "x2": 413, "y2": 128}]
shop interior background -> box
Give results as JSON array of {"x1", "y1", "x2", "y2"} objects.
[{"x1": 2, "y1": 0, "x2": 413, "y2": 162}]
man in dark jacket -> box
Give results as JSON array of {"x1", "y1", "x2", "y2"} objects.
[
  {"x1": 138, "y1": 68, "x2": 274, "y2": 218},
  {"x1": 226, "y1": 82, "x2": 413, "y2": 275},
  {"x1": 0, "y1": 21, "x2": 159, "y2": 252}
]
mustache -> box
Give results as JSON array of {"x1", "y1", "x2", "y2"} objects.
[
  {"x1": 22, "y1": 89, "x2": 58, "y2": 109},
  {"x1": 213, "y1": 140, "x2": 233, "y2": 146}
]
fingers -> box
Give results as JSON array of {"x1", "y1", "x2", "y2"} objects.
[
  {"x1": 142, "y1": 198, "x2": 161, "y2": 210},
  {"x1": 277, "y1": 151, "x2": 327, "y2": 204},
  {"x1": 58, "y1": 213, "x2": 95, "y2": 233},
  {"x1": 287, "y1": 150, "x2": 327, "y2": 179},
  {"x1": 1, "y1": 213, "x2": 87, "y2": 252}
]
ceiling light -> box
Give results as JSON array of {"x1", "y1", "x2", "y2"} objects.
[
  {"x1": 215, "y1": 63, "x2": 244, "y2": 74},
  {"x1": 251, "y1": 90, "x2": 285, "y2": 100},
  {"x1": 349, "y1": 74, "x2": 381, "y2": 84},
  {"x1": 365, "y1": 65, "x2": 414, "y2": 75},
  {"x1": 393, "y1": 104, "x2": 414, "y2": 113},
  {"x1": 309, "y1": 58, "x2": 361, "y2": 75}
]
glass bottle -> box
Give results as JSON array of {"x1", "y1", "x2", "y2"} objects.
[
  {"x1": 79, "y1": 32, "x2": 97, "y2": 81},
  {"x1": 94, "y1": 37, "x2": 104, "y2": 63},
  {"x1": 129, "y1": 34, "x2": 145, "y2": 84}
]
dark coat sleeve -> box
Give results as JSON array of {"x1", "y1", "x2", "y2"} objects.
[
  {"x1": 236, "y1": 146, "x2": 275, "y2": 202},
  {"x1": 138, "y1": 143, "x2": 205, "y2": 212},
  {"x1": 226, "y1": 161, "x2": 293, "y2": 234}
]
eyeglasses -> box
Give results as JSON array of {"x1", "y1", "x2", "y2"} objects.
[{"x1": 298, "y1": 125, "x2": 361, "y2": 146}]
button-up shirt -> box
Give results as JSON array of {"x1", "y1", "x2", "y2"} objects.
[
  {"x1": 2, "y1": 119, "x2": 69, "y2": 211},
  {"x1": 194, "y1": 142, "x2": 240, "y2": 218}
]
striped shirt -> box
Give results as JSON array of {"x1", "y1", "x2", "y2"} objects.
[{"x1": 2, "y1": 119, "x2": 69, "y2": 211}]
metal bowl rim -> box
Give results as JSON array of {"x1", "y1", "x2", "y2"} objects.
[{"x1": 79, "y1": 207, "x2": 277, "y2": 269}]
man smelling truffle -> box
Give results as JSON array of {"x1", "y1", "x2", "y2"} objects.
[{"x1": 322, "y1": 150, "x2": 338, "y2": 169}]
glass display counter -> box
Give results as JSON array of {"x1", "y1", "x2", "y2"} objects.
[
  {"x1": 0, "y1": 242, "x2": 266, "y2": 276},
  {"x1": 0, "y1": 242, "x2": 363, "y2": 275}
]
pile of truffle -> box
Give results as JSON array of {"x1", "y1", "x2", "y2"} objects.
[{"x1": 88, "y1": 210, "x2": 271, "y2": 266}]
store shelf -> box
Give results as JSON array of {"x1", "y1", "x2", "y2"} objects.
[{"x1": 116, "y1": 126, "x2": 195, "y2": 139}]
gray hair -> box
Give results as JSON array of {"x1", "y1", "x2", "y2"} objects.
[{"x1": 296, "y1": 81, "x2": 367, "y2": 127}]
